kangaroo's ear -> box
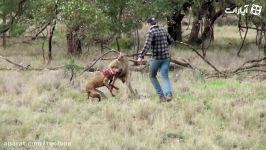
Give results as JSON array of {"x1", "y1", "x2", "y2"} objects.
[{"x1": 118, "y1": 53, "x2": 125, "y2": 61}]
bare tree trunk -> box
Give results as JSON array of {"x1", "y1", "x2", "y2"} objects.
[
  {"x1": 47, "y1": 19, "x2": 56, "y2": 64},
  {"x1": 136, "y1": 27, "x2": 140, "y2": 59},
  {"x1": 264, "y1": 43, "x2": 266, "y2": 63},
  {"x1": 200, "y1": 19, "x2": 215, "y2": 44},
  {"x1": 66, "y1": 26, "x2": 82, "y2": 55},
  {"x1": 256, "y1": 23, "x2": 265, "y2": 47},
  {"x1": 189, "y1": 18, "x2": 200, "y2": 44},
  {"x1": 41, "y1": 34, "x2": 46, "y2": 64},
  {"x1": 237, "y1": 15, "x2": 249, "y2": 57},
  {"x1": 167, "y1": 1, "x2": 193, "y2": 42},
  {"x1": 189, "y1": 1, "x2": 232, "y2": 45},
  {"x1": 2, "y1": 4, "x2": 6, "y2": 49},
  {"x1": 167, "y1": 14, "x2": 184, "y2": 41},
  {"x1": 116, "y1": 37, "x2": 120, "y2": 52},
  {"x1": 100, "y1": 39, "x2": 104, "y2": 53},
  {"x1": 203, "y1": 19, "x2": 214, "y2": 40}
]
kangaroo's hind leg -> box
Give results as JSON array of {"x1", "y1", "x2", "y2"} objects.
[{"x1": 94, "y1": 89, "x2": 106, "y2": 99}]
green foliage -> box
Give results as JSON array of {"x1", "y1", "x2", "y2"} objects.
[
  {"x1": 150, "y1": 0, "x2": 185, "y2": 18},
  {"x1": 0, "y1": 0, "x2": 19, "y2": 15},
  {"x1": 60, "y1": 0, "x2": 99, "y2": 27},
  {"x1": 96, "y1": 0, "x2": 144, "y2": 33},
  {"x1": 109, "y1": 38, "x2": 134, "y2": 50},
  {"x1": 25, "y1": 0, "x2": 58, "y2": 25},
  {"x1": 9, "y1": 23, "x2": 27, "y2": 36},
  {"x1": 64, "y1": 57, "x2": 82, "y2": 73},
  {"x1": 1, "y1": 0, "x2": 265, "y2": 57},
  {"x1": 0, "y1": 0, "x2": 23, "y2": 33}
]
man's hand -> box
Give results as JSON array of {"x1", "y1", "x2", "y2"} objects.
[
  {"x1": 137, "y1": 57, "x2": 143, "y2": 65},
  {"x1": 108, "y1": 85, "x2": 113, "y2": 91}
]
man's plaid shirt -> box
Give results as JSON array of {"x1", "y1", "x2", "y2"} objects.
[{"x1": 139, "y1": 25, "x2": 174, "y2": 60}]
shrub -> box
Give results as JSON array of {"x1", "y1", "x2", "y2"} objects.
[{"x1": 64, "y1": 57, "x2": 82, "y2": 82}]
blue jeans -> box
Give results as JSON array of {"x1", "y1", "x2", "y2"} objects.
[{"x1": 149, "y1": 58, "x2": 172, "y2": 97}]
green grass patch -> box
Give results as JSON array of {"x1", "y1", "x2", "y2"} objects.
[
  {"x1": 254, "y1": 86, "x2": 266, "y2": 100},
  {"x1": 72, "y1": 93, "x2": 88, "y2": 102},
  {"x1": 206, "y1": 79, "x2": 240, "y2": 89},
  {"x1": 193, "y1": 79, "x2": 241, "y2": 90},
  {"x1": 177, "y1": 93, "x2": 196, "y2": 103}
]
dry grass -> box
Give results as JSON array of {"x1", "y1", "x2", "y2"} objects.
[
  {"x1": 0, "y1": 68, "x2": 265, "y2": 150},
  {"x1": 0, "y1": 25, "x2": 266, "y2": 150}
]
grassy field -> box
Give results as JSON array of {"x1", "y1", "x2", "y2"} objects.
[{"x1": 0, "y1": 25, "x2": 266, "y2": 150}]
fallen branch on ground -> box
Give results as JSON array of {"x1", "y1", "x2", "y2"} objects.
[
  {"x1": 0, "y1": 65, "x2": 65, "y2": 71},
  {"x1": 0, "y1": 55, "x2": 68, "y2": 71},
  {"x1": 175, "y1": 40, "x2": 222, "y2": 74},
  {"x1": 233, "y1": 57, "x2": 266, "y2": 73},
  {"x1": 241, "y1": 57, "x2": 266, "y2": 66},
  {"x1": 2, "y1": 49, "x2": 266, "y2": 80},
  {"x1": 0, "y1": 55, "x2": 29, "y2": 69},
  {"x1": 207, "y1": 57, "x2": 266, "y2": 78},
  {"x1": 234, "y1": 63, "x2": 266, "y2": 73}
]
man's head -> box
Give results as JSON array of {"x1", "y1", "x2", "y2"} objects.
[{"x1": 147, "y1": 16, "x2": 157, "y2": 26}]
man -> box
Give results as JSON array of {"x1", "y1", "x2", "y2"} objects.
[{"x1": 137, "y1": 16, "x2": 174, "y2": 102}]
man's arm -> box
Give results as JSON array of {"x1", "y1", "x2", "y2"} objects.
[
  {"x1": 138, "y1": 31, "x2": 153, "y2": 59},
  {"x1": 166, "y1": 31, "x2": 174, "y2": 45}
]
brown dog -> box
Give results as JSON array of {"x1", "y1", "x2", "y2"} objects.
[
  {"x1": 86, "y1": 68, "x2": 121, "y2": 101},
  {"x1": 108, "y1": 53, "x2": 136, "y2": 95}
]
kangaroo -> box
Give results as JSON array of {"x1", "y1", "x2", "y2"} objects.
[{"x1": 108, "y1": 53, "x2": 136, "y2": 96}]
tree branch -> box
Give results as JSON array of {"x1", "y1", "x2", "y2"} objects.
[
  {"x1": 32, "y1": 22, "x2": 51, "y2": 40},
  {"x1": 239, "y1": 25, "x2": 266, "y2": 31},
  {"x1": 80, "y1": 49, "x2": 120, "y2": 74},
  {"x1": 0, "y1": 55, "x2": 28, "y2": 69},
  {"x1": 175, "y1": 40, "x2": 222, "y2": 74},
  {"x1": 237, "y1": 15, "x2": 249, "y2": 56}
]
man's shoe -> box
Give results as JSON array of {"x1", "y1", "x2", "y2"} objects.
[
  {"x1": 165, "y1": 96, "x2": 172, "y2": 102},
  {"x1": 159, "y1": 96, "x2": 167, "y2": 103}
]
